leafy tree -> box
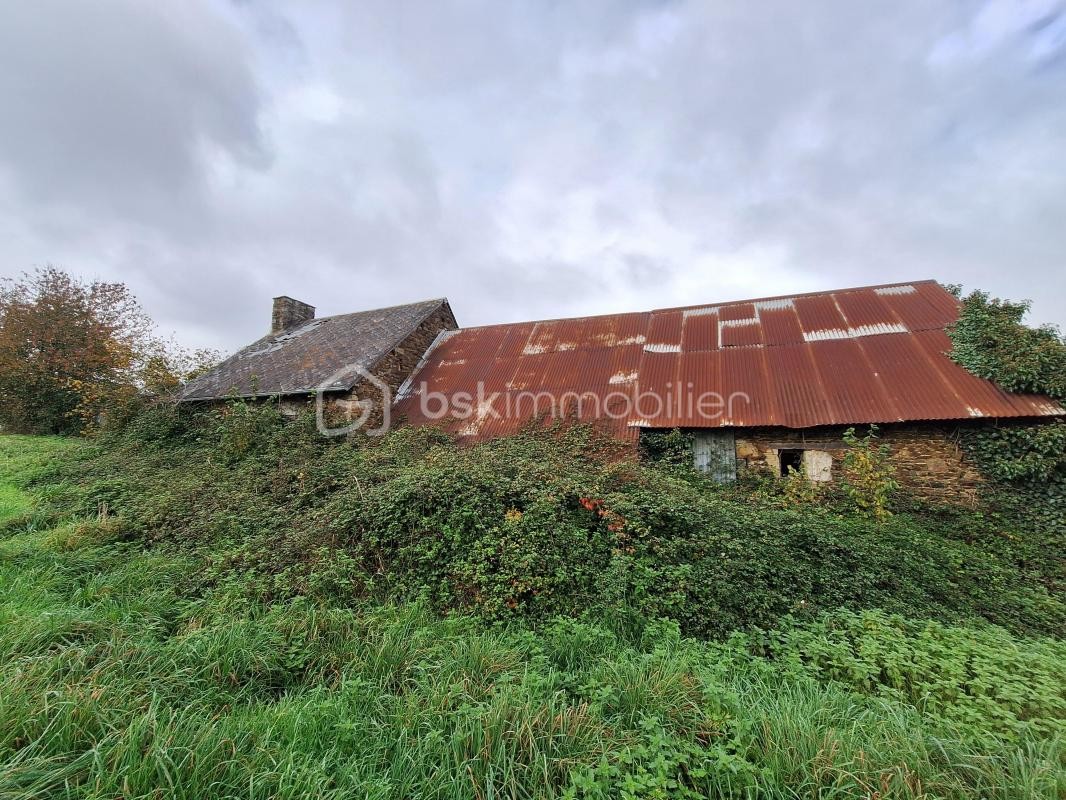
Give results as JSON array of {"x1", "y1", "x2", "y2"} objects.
[{"x1": 0, "y1": 267, "x2": 215, "y2": 434}]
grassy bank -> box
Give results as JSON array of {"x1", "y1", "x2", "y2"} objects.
[{"x1": 1, "y1": 428, "x2": 1064, "y2": 798}]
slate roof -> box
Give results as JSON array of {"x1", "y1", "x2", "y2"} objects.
[
  {"x1": 393, "y1": 281, "x2": 1065, "y2": 441},
  {"x1": 180, "y1": 298, "x2": 450, "y2": 401}
]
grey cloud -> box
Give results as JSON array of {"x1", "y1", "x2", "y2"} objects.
[
  {"x1": 0, "y1": 0, "x2": 266, "y2": 226},
  {"x1": 0, "y1": 0, "x2": 1064, "y2": 353}
]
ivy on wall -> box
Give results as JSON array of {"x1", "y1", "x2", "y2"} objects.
[
  {"x1": 947, "y1": 289, "x2": 1066, "y2": 573},
  {"x1": 961, "y1": 423, "x2": 1066, "y2": 489},
  {"x1": 638, "y1": 428, "x2": 695, "y2": 471},
  {"x1": 947, "y1": 289, "x2": 1066, "y2": 488}
]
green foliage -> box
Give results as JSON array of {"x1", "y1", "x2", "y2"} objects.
[
  {"x1": 948, "y1": 290, "x2": 1066, "y2": 493},
  {"x1": 948, "y1": 289, "x2": 1066, "y2": 492},
  {"x1": 949, "y1": 290, "x2": 1066, "y2": 401},
  {"x1": 754, "y1": 609, "x2": 1066, "y2": 740},
  {"x1": 840, "y1": 425, "x2": 898, "y2": 519},
  {"x1": 214, "y1": 398, "x2": 289, "y2": 464},
  {"x1": 638, "y1": 429, "x2": 695, "y2": 472},
  {"x1": 779, "y1": 465, "x2": 826, "y2": 507},
  {"x1": 32, "y1": 408, "x2": 1066, "y2": 640},
  {"x1": 947, "y1": 289, "x2": 1066, "y2": 590},
  {"x1": 563, "y1": 715, "x2": 758, "y2": 799},
  {"x1": 960, "y1": 423, "x2": 1066, "y2": 572},
  {"x1": 1, "y1": 435, "x2": 1064, "y2": 798},
  {"x1": 962, "y1": 422, "x2": 1066, "y2": 487}
]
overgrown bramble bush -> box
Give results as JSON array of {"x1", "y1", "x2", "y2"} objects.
[
  {"x1": 34, "y1": 404, "x2": 1065, "y2": 639},
  {"x1": 779, "y1": 463, "x2": 828, "y2": 507},
  {"x1": 637, "y1": 428, "x2": 695, "y2": 472}
]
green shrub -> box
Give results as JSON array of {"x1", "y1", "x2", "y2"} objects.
[
  {"x1": 840, "y1": 425, "x2": 898, "y2": 519},
  {"x1": 752, "y1": 609, "x2": 1066, "y2": 740},
  {"x1": 638, "y1": 428, "x2": 695, "y2": 472},
  {"x1": 31, "y1": 408, "x2": 1066, "y2": 639}
]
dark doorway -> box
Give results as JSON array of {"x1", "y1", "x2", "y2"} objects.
[{"x1": 779, "y1": 449, "x2": 803, "y2": 476}]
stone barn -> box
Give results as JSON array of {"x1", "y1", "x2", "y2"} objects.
[
  {"x1": 179, "y1": 295, "x2": 458, "y2": 419},
  {"x1": 391, "y1": 280, "x2": 1063, "y2": 503},
  {"x1": 181, "y1": 281, "x2": 1062, "y2": 503}
]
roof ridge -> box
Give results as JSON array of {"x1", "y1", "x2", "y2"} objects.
[
  {"x1": 453, "y1": 280, "x2": 941, "y2": 333},
  {"x1": 651, "y1": 279, "x2": 941, "y2": 315},
  {"x1": 311, "y1": 297, "x2": 446, "y2": 325}
]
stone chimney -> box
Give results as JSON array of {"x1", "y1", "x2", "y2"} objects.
[{"x1": 271, "y1": 296, "x2": 315, "y2": 334}]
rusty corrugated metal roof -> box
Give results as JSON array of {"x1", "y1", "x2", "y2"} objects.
[
  {"x1": 180, "y1": 298, "x2": 453, "y2": 400},
  {"x1": 393, "y1": 281, "x2": 1064, "y2": 440}
]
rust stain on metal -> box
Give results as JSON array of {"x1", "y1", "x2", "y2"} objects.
[{"x1": 393, "y1": 281, "x2": 1065, "y2": 441}]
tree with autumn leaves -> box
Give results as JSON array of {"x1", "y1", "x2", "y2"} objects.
[{"x1": 0, "y1": 267, "x2": 216, "y2": 434}]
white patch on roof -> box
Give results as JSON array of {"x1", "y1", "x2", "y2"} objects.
[
  {"x1": 522, "y1": 343, "x2": 548, "y2": 355},
  {"x1": 682, "y1": 306, "x2": 718, "y2": 318},
  {"x1": 1035, "y1": 401, "x2": 1066, "y2": 416},
  {"x1": 438, "y1": 359, "x2": 466, "y2": 367},
  {"x1": 967, "y1": 406, "x2": 986, "y2": 417},
  {"x1": 803, "y1": 328, "x2": 850, "y2": 341},
  {"x1": 643, "y1": 343, "x2": 681, "y2": 353},
  {"x1": 627, "y1": 419, "x2": 652, "y2": 427},
  {"x1": 874, "y1": 285, "x2": 917, "y2": 295},
  {"x1": 240, "y1": 319, "x2": 328, "y2": 358},
  {"x1": 614, "y1": 334, "x2": 647, "y2": 346},
  {"x1": 754, "y1": 298, "x2": 795, "y2": 310},
  {"x1": 456, "y1": 420, "x2": 482, "y2": 436},
  {"x1": 717, "y1": 313, "x2": 761, "y2": 348},
  {"x1": 455, "y1": 399, "x2": 500, "y2": 436},
  {"x1": 802, "y1": 323, "x2": 908, "y2": 342},
  {"x1": 556, "y1": 342, "x2": 576, "y2": 351},
  {"x1": 608, "y1": 370, "x2": 638, "y2": 384},
  {"x1": 850, "y1": 323, "x2": 909, "y2": 337}
]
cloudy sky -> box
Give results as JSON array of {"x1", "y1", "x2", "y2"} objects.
[{"x1": 1, "y1": 0, "x2": 1064, "y2": 352}]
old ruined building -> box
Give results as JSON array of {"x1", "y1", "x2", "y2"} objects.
[
  {"x1": 179, "y1": 295, "x2": 459, "y2": 421},
  {"x1": 181, "y1": 281, "x2": 1065, "y2": 503}
]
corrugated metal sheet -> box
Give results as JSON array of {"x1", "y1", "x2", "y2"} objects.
[{"x1": 392, "y1": 281, "x2": 1064, "y2": 440}]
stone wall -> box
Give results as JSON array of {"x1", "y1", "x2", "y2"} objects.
[
  {"x1": 365, "y1": 303, "x2": 458, "y2": 395},
  {"x1": 734, "y1": 422, "x2": 987, "y2": 505},
  {"x1": 329, "y1": 303, "x2": 459, "y2": 432}
]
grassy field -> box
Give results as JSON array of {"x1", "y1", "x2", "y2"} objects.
[
  {"x1": 0, "y1": 436, "x2": 64, "y2": 521},
  {"x1": 0, "y1": 433, "x2": 1063, "y2": 799}
]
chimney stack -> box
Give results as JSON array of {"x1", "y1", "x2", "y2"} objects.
[{"x1": 271, "y1": 296, "x2": 315, "y2": 334}]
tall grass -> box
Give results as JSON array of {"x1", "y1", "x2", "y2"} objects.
[{"x1": 0, "y1": 435, "x2": 1062, "y2": 799}]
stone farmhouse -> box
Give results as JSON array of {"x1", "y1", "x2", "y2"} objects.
[{"x1": 179, "y1": 281, "x2": 1064, "y2": 503}]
